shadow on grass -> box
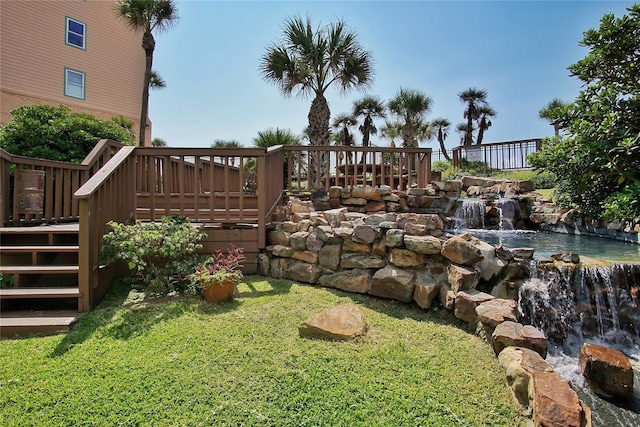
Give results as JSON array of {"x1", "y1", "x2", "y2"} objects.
[
  {"x1": 50, "y1": 277, "x2": 131, "y2": 357},
  {"x1": 233, "y1": 274, "x2": 293, "y2": 299}
]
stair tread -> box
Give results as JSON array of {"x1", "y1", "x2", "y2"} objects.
[
  {"x1": 1, "y1": 287, "x2": 81, "y2": 298},
  {"x1": 0, "y1": 310, "x2": 81, "y2": 327},
  {"x1": 0, "y1": 245, "x2": 79, "y2": 252},
  {"x1": 0, "y1": 265, "x2": 79, "y2": 274}
]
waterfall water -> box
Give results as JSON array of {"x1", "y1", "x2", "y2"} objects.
[
  {"x1": 518, "y1": 261, "x2": 640, "y2": 426},
  {"x1": 519, "y1": 261, "x2": 640, "y2": 345},
  {"x1": 453, "y1": 199, "x2": 485, "y2": 229},
  {"x1": 495, "y1": 198, "x2": 520, "y2": 230}
]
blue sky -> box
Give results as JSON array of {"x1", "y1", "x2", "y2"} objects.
[{"x1": 150, "y1": 0, "x2": 636, "y2": 150}]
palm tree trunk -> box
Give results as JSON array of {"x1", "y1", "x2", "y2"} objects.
[
  {"x1": 437, "y1": 135, "x2": 451, "y2": 161},
  {"x1": 308, "y1": 94, "x2": 330, "y2": 187},
  {"x1": 476, "y1": 126, "x2": 485, "y2": 145},
  {"x1": 465, "y1": 116, "x2": 473, "y2": 147},
  {"x1": 139, "y1": 30, "x2": 155, "y2": 147}
]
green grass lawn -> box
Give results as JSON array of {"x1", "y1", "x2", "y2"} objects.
[{"x1": 0, "y1": 276, "x2": 525, "y2": 426}]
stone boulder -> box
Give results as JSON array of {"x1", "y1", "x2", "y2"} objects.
[
  {"x1": 370, "y1": 265, "x2": 415, "y2": 302},
  {"x1": 447, "y1": 263, "x2": 479, "y2": 293},
  {"x1": 318, "y1": 269, "x2": 370, "y2": 294},
  {"x1": 318, "y1": 244, "x2": 342, "y2": 271},
  {"x1": 403, "y1": 235, "x2": 442, "y2": 255},
  {"x1": 492, "y1": 321, "x2": 548, "y2": 358},
  {"x1": 413, "y1": 283, "x2": 439, "y2": 310},
  {"x1": 531, "y1": 370, "x2": 592, "y2": 427},
  {"x1": 351, "y1": 185, "x2": 381, "y2": 201},
  {"x1": 579, "y1": 343, "x2": 634, "y2": 399},
  {"x1": 454, "y1": 290, "x2": 494, "y2": 324},
  {"x1": 285, "y1": 261, "x2": 322, "y2": 284},
  {"x1": 475, "y1": 298, "x2": 518, "y2": 335},
  {"x1": 498, "y1": 346, "x2": 554, "y2": 408},
  {"x1": 298, "y1": 303, "x2": 368, "y2": 341},
  {"x1": 340, "y1": 253, "x2": 386, "y2": 269},
  {"x1": 389, "y1": 248, "x2": 424, "y2": 268},
  {"x1": 441, "y1": 234, "x2": 483, "y2": 266},
  {"x1": 498, "y1": 347, "x2": 592, "y2": 427}
]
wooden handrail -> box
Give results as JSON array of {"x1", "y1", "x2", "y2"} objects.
[{"x1": 76, "y1": 146, "x2": 136, "y2": 311}]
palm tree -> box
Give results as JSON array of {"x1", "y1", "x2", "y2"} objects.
[
  {"x1": 381, "y1": 120, "x2": 401, "y2": 147},
  {"x1": 352, "y1": 95, "x2": 386, "y2": 148},
  {"x1": 387, "y1": 89, "x2": 433, "y2": 148},
  {"x1": 332, "y1": 114, "x2": 357, "y2": 147},
  {"x1": 539, "y1": 98, "x2": 568, "y2": 136},
  {"x1": 151, "y1": 137, "x2": 167, "y2": 147},
  {"x1": 332, "y1": 113, "x2": 357, "y2": 164},
  {"x1": 455, "y1": 122, "x2": 469, "y2": 145},
  {"x1": 252, "y1": 128, "x2": 303, "y2": 187},
  {"x1": 211, "y1": 139, "x2": 241, "y2": 165},
  {"x1": 259, "y1": 16, "x2": 374, "y2": 147},
  {"x1": 475, "y1": 106, "x2": 496, "y2": 145},
  {"x1": 458, "y1": 87, "x2": 487, "y2": 147},
  {"x1": 252, "y1": 128, "x2": 300, "y2": 148},
  {"x1": 211, "y1": 140, "x2": 241, "y2": 148},
  {"x1": 115, "y1": 0, "x2": 178, "y2": 146},
  {"x1": 431, "y1": 118, "x2": 451, "y2": 161}
]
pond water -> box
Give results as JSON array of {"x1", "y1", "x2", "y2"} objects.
[{"x1": 461, "y1": 229, "x2": 640, "y2": 263}]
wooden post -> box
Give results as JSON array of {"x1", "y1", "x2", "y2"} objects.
[{"x1": 78, "y1": 198, "x2": 93, "y2": 312}]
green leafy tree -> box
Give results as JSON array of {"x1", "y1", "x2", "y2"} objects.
[
  {"x1": 458, "y1": 87, "x2": 487, "y2": 146},
  {"x1": 0, "y1": 104, "x2": 135, "y2": 162},
  {"x1": 387, "y1": 88, "x2": 433, "y2": 148},
  {"x1": 529, "y1": 4, "x2": 640, "y2": 219},
  {"x1": 431, "y1": 118, "x2": 452, "y2": 161},
  {"x1": 352, "y1": 95, "x2": 386, "y2": 148},
  {"x1": 115, "y1": 0, "x2": 178, "y2": 146},
  {"x1": 259, "y1": 16, "x2": 374, "y2": 147}
]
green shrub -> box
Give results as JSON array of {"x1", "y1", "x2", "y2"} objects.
[
  {"x1": 0, "y1": 104, "x2": 135, "y2": 163},
  {"x1": 100, "y1": 216, "x2": 206, "y2": 295},
  {"x1": 603, "y1": 181, "x2": 640, "y2": 220}
]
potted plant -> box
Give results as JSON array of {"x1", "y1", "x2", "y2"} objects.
[{"x1": 190, "y1": 245, "x2": 245, "y2": 303}]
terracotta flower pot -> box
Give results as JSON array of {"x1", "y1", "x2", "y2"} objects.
[{"x1": 202, "y1": 279, "x2": 236, "y2": 303}]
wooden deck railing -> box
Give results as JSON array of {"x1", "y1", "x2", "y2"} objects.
[
  {"x1": 0, "y1": 139, "x2": 125, "y2": 226},
  {"x1": 134, "y1": 147, "x2": 266, "y2": 224},
  {"x1": 75, "y1": 146, "x2": 136, "y2": 311},
  {"x1": 452, "y1": 139, "x2": 542, "y2": 170},
  {"x1": 282, "y1": 145, "x2": 432, "y2": 192}
]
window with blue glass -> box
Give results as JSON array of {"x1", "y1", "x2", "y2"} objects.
[
  {"x1": 66, "y1": 17, "x2": 85, "y2": 49},
  {"x1": 65, "y1": 68, "x2": 85, "y2": 99}
]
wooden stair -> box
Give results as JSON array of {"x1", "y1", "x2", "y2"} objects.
[{"x1": 0, "y1": 224, "x2": 83, "y2": 337}]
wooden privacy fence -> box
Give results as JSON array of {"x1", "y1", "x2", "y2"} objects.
[
  {"x1": 281, "y1": 145, "x2": 432, "y2": 193},
  {"x1": 452, "y1": 139, "x2": 542, "y2": 170},
  {"x1": 0, "y1": 139, "x2": 124, "y2": 226}
]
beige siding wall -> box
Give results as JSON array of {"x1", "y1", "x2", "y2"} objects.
[{"x1": 0, "y1": 0, "x2": 149, "y2": 144}]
